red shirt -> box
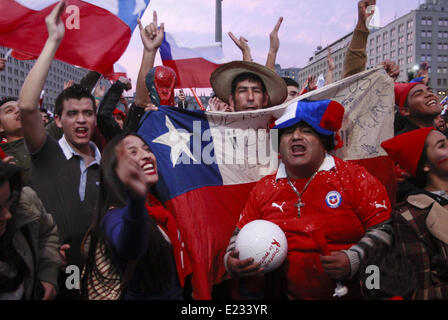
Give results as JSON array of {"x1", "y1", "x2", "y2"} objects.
[{"x1": 237, "y1": 155, "x2": 391, "y2": 299}]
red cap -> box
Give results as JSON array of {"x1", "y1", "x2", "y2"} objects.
[
  {"x1": 394, "y1": 82, "x2": 423, "y2": 110},
  {"x1": 381, "y1": 128, "x2": 435, "y2": 176}
]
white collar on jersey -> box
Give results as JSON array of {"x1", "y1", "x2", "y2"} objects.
[{"x1": 275, "y1": 153, "x2": 335, "y2": 182}]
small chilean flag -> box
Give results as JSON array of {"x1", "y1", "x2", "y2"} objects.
[
  {"x1": 160, "y1": 33, "x2": 225, "y2": 89},
  {"x1": 0, "y1": 0, "x2": 150, "y2": 74},
  {"x1": 11, "y1": 49, "x2": 38, "y2": 60},
  {"x1": 105, "y1": 63, "x2": 128, "y2": 81}
]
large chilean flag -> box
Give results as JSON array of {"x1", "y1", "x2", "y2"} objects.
[
  {"x1": 137, "y1": 67, "x2": 397, "y2": 299},
  {"x1": 159, "y1": 32, "x2": 225, "y2": 88},
  {"x1": 0, "y1": 0, "x2": 150, "y2": 74}
]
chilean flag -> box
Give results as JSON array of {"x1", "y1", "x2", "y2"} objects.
[
  {"x1": 138, "y1": 106, "x2": 281, "y2": 299},
  {"x1": 11, "y1": 49, "x2": 38, "y2": 60},
  {"x1": 137, "y1": 67, "x2": 397, "y2": 299},
  {"x1": 0, "y1": 0, "x2": 150, "y2": 74},
  {"x1": 160, "y1": 32, "x2": 225, "y2": 89}
]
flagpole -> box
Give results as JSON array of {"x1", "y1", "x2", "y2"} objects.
[
  {"x1": 190, "y1": 88, "x2": 206, "y2": 111},
  {"x1": 215, "y1": 0, "x2": 222, "y2": 46}
]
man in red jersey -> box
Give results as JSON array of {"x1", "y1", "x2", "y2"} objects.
[{"x1": 224, "y1": 99, "x2": 393, "y2": 299}]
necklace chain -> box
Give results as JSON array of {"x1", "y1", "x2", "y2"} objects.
[{"x1": 287, "y1": 171, "x2": 319, "y2": 217}]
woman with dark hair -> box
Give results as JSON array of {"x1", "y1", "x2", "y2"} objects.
[
  {"x1": 81, "y1": 132, "x2": 191, "y2": 300},
  {"x1": 0, "y1": 161, "x2": 61, "y2": 300},
  {"x1": 381, "y1": 128, "x2": 448, "y2": 299}
]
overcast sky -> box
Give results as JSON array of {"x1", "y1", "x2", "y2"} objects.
[{"x1": 117, "y1": 0, "x2": 423, "y2": 94}]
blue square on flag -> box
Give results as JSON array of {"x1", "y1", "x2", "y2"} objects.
[{"x1": 139, "y1": 107, "x2": 222, "y2": 202}]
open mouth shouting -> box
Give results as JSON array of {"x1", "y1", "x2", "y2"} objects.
[
  {"x1": 75, "y1": 127, "x2": 89, "y2": 138},
  {"x1": 142, "y1": 160, "x2": 157, "y2": 176},
  {"x1": 291, "y1": 143, "x2": 307, "y2": 157}
]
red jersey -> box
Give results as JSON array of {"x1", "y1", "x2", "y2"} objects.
[{"x1": 237, "y1": 155, "x2": 391, "y2": 299}]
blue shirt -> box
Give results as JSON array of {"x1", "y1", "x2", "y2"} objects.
[{"x1": 101, "y1": 197, "x2": 183, "y2": 300}]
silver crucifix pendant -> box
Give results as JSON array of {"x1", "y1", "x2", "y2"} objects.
[{"x1": 295, "y1": 200, "x2": 305, "y2": 217}]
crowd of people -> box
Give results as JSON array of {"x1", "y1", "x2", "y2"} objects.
[{"x1": 0, "y1": 0, "x2": 447, "y2": 300}]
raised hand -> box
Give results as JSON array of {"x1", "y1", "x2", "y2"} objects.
[
  {"x1": 115, "y1": 140, "x2": 147, "y2": 198},
  {"x1": 327, "y1": 48, "x2": 335, "y2": 72},
  {"x1": 265, "y1": 17, "x2": 283, "y2": 70},
  {"x1": 208, "y1": 96, "x2": 220, "y2": 111},
  {"x1": 94, "y1": 84, "x2": 106, "y2": 99},
  {"x1": 63, "y1": 80, "x2": 74, "y2": 90},
  {"x1": 308, "y1": 75, "x2": 317, "y2": 91},
  {"x1": 138, "y1": 11, "x2": 165, "y2": 53},
  {"x1": 228, "y1": 32, "x2": 252, "y2": 62},
  {"x1": 357, "y1": 0, "x2": 376, "y2": 31},
  {"x1": 269, "y1": 17, "x2": 283, "y2": 54},
  {"x1": 45, "y1": 0, "x2": 66, "y2": 43},
  {"x1": 416, "y1": 62, "x2": 430, "y2": 85},
  {"x1": 118, "y1": 77, "x2": 132, "y2": 91},
  {"x1": 380, "y1": 60, "x2": 400, "y2": 81}
]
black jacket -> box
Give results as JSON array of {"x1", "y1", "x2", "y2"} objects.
[{"x1": 97, "y1": 81, "x2": 146, "y2": 141}]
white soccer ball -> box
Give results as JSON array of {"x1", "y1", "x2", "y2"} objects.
[{"x1": 235, "y1": 220, "x2": 288, "y2": 273}]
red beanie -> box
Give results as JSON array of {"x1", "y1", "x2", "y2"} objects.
[
  {"x1": 381, "y1": 127, "x2": 435, "y2": 176},
  {"x1": 394, "y1": 82, "x2": 423, "y2": 110}
]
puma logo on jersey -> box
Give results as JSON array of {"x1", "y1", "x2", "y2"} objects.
[
  {"x1": 272, "y1": 202, "x2": 286, "y2": 213},
  {"x1": 374, "y1": 201, "x2": 388, "y2": 210}
]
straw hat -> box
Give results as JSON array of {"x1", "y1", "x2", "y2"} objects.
[{"x1": 210, "y1": 61, "x2": 287, "y2": 107}]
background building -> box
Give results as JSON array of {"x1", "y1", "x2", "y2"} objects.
[
  {"x1": 297, "y1": 0, "x2": 448, "y2": 97},
  {"x1": 297, "y1": 32, "x2": 354, "y2": 88},
  {"x1": 275, "y1": 64, "x2": 301, "y2": 83},
  {"x1": 0, "y1": 46, "x2": 91, "y2": 112},
  {"x1": 366, "y1": 0, "x2": 448, "y2": 97}
]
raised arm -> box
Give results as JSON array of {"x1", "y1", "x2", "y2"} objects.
[
  {"x1": 102, "y1": 137, "x2": 149, "y2": 259},
  {"x1": 97, "y1": 77, "x2": 131, "y2": 141},
  {"x1": 325, "y1": 48, "x2": 335, "y2": 85},
  {"x1": 266, "y1": 17, "x2": 283, "y2": 71},
  {"x1": 416, "y1": 62, "x2": 430, "y2": 85},
  {"x1": 18, "y1": 0, "x2": 65, "y2": 154},
  {"x1": 228, "y1": 32, "x2": 253, "y2": 62},
  {"x1": 342, "y1": 0, "x2": 375, "y2": 79},
  {"x1": 134, "y1": 11, "x2": 165, "y2": 108}
]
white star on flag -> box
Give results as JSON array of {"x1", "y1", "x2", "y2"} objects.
[
  {"x1": 133, "y1": 0, "x2": 146, "y2": 17},
  {"x1": 152, "y1": 116, "x2": 197, "y2": 168}
]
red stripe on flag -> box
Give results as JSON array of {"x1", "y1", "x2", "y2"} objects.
[
  {"x1": 164, "y1": 182, "x2": 256, "y2": 299},
  {"x1": 348, "y1": 156, "x2": 397, "y2": 206},
  {"x1": 11, "y1": 49, "x2": 38, "y2": 60},
  {"x1": 106, "y1": 72, "x2": 127, "y2": 82},
  {"x1": 0, "y1": 0, "x2": 130, "y2": 74},
  {"x1": 162, "y1": 58, "x2": 220, "y2": 89}
]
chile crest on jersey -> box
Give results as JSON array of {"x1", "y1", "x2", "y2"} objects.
[{"x1": 325, "y1": 191, "x2": 342, "y2": 209}]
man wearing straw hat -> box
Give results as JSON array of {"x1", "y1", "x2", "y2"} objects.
[{"x1": 210, "y1": 61, "x2": 288, "y2": 112}]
